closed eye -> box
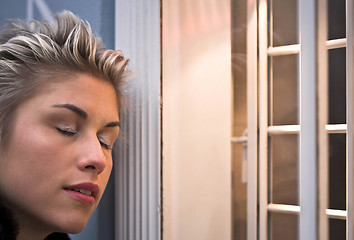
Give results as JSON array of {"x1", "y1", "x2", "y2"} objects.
[
  {"x1": 57, "y1": 127, "x2": 111, "y2": 149},
  {"x1": 99, "y1": 140, "x2": 111, "y2": 150},
  {"x1": 98, "y1": 134, "x2": 113, "y2": 150},
  {"x1": 56, "y1": 127, "x2": 77, "y2": 136}
]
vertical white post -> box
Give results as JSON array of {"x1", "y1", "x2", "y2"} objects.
[
  {"x1": 317, "y1": 0, "x2": 329, "y2": 239},
  {"x1": 247, "y1": 0, "x2": 258, "y2": 239},
  {"x1": 258, "y1": 0, "x2": 268, "y2": 239},
  {"x1": 115, "y1": 0, "x2": 161, "y2": 239},
  {"x1": 346, "y1": 0, "x2": 354, "y2": 239},
  {"x1": 298, "y1": 0, "x2": 318, "y2": 240}
]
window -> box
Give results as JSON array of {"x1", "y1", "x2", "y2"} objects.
[{"x1": 231, "y1": 0, "x2": 352, "y2": 239}]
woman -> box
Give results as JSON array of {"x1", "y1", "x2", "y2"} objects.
[{"x1": 0, "y1": 11, "x2": 129, "y2": 240}]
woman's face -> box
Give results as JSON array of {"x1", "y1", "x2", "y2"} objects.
[{"x1": 0, "y1": 74, "x2": 119, "y2": 236}]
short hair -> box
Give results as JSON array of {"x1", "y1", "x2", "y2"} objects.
[{"x1": 0, "y1": 10, "x2": 130, "y2": 141}]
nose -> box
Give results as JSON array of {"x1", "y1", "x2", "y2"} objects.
[{"x1": 78, "y1": 136, "x2": 107, "y2": 174}]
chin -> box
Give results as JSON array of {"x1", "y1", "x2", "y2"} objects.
[
  {"x1": 58, "y1": 220, "x2": 88, "y2": 234},
  {"x1": 51, "y1": 213, "x2": 91, "y2": 235},
  {"x1": 67, "y1": 227, "x2": 86, "y2": 235}
]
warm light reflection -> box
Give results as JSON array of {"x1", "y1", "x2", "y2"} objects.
[{"x1": 164, "y1": 0, "x2": 230, "y2": 48}]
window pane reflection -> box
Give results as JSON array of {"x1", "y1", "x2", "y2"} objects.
[
  {"x1": 270, "y1": 213, "x2": 298, "y2": 240},
  {"x1": 271, "y1": 54, "x2": 298, "y2": 125},
  {"x1": 328, "y1": 0, "x2": 345, "y2": 40},
  {"x1": 272, "y1": 0, "x2": 298, "y2": 46},
  {"x1": 329, "y1": 219, "x2": 345, "y2": 240},
  {"x1": 328, "y1": 48, "x2": 346, "y2": 124},
  {"x1": 231, "y1": 0, "x2": 247, "y2": 239},
  {"x1": 329, "y1": 134, "x2": 346, "y2": 210},
  {"x1": 271, "y1": 134, "x2": 298, "y2": 205}
]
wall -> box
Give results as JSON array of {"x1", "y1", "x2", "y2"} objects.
[{"x1": 162, "y1": 1, "x2": 232, "y2": 239}]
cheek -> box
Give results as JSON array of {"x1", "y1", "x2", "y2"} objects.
[
  {"x1": 98, "y1": 159, "x2": 113, "y2": 196},
  {"x1": 12, "y1": 123, "x2": 63, "y2": 164},
  {"x1": 0, "y1": 122, "x2": 66, "y2": 186},
  {"x1": 0, "y1": 125, "x2": 55, "y2": 205},
  {"x1": 103, "y1": 159, "x2": 113, "y2": 183}
]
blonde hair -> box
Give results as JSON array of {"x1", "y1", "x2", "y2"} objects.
[{"x1": 0, "y1": 10, "x2": 130, "y2": 140}]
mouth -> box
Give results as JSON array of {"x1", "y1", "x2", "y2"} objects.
[
  {"x1": 63, "y1": 182, "x2": 99, "y2": 204},
  {"x1": 69, "y1": 188, "x2": 93, "y2": 196}
]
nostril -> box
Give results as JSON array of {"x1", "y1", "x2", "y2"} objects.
[
  {"x1": 85, "y1": 165, "x2": 96, "y2": 170},
  {"x1": 84, "y1": 164, "x2": 104, "y2": 174}
]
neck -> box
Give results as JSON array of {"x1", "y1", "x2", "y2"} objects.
[
  {"x1": 0, "y1": 200, "x2": 50, "y2": 240},
  {"x1": 9, "y1": 207, "x2": 51, "y2": 240},
  {"x1": 17, "y1": 227, "x2": 48, "y2": 240}
]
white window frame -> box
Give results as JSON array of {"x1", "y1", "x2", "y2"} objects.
[
  {"x1": 246, "y1": 0, "x2": 353, "y2": 239},
  {"x1": 247, "y1": 0, "x2": 258, "y2": 239},
  {"x1": 347, "y1": 0, "x2": 354, "y2": 239}
]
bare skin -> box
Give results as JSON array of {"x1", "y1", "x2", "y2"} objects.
[{"x1": 0, "y1": 74, "x2": 120, "y2": 240}]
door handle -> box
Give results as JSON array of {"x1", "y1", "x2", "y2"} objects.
[{"x1": 231, "y1": 129, "x2": 248, "y2": 184}]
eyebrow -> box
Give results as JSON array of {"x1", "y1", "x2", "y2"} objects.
[
  {"x1": 105, "y1": 121, "x2": 120, "y2": 128},
  {"x1": 52, "y1": 104, "x2": 88, "y2": 119},
  {"x1": 52, "y1": 103, "x2": 120, "y2": 128}
]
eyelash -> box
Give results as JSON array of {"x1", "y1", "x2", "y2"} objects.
[
  {"x1": 56, "y1": 127, "x2": 77, "y2": 136},
  {"x1": 100, "y1": 141, "x2": 111, "y2": 150},
  {"x1": 56, "y1": 127, "x2": 111, "y2": 150}
]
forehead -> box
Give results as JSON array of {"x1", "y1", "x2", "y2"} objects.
[{"x1": 32, "y1": 73, "x2": 119, "y2": 119}]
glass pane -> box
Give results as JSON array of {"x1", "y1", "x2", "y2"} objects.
[
  {"x1": 270, "y1": 135, "x2": 298, "y2": 205},
  {"x1": 231, "y1": 0, "x2": 247, "y2": 239},
  {"x1": 272, "y1": 0, "x2": 298, "y2": 46},
  {"x1": 329, "y1": 134, "x2": 346, "y2": 210},
  {"x1": 270, "y1": 213, "x2": 298, "y2": 240},
  {"x1": 328, "y1": 0, "x2": 346, "y2": 40},
  {"x1": 272, "y1": 54, "x2": 298, "y2": 125},
  {"x1": 231, "y1": 145, "x2": 247, "y2": 240},
  {"x1": 328, "y1": 48, "x2": 346, "y2": 124},
  {"x1": 329, "y1": 219, "x2": 346, "y2": 240}
]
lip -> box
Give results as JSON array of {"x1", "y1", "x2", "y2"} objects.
[{"x1": 63, "y1": 182, "x2": 99, "y2": 204}]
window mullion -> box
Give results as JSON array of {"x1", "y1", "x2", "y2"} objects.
[
  {"x1": 318, "y1": 0, "x2": 329, "y2": 239},
  {"x1": 298, "y1": 0, "x2": 318, "y2": 240},
  {"x1": 258, "y1": 0, "x2": 268, "y2": 239},
  {"x1": 247, "y1": 0, "x2": 258, "y2": 239},
  {"x1": 346, "y1": 0, "x2": 354, "y2": 239}
]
